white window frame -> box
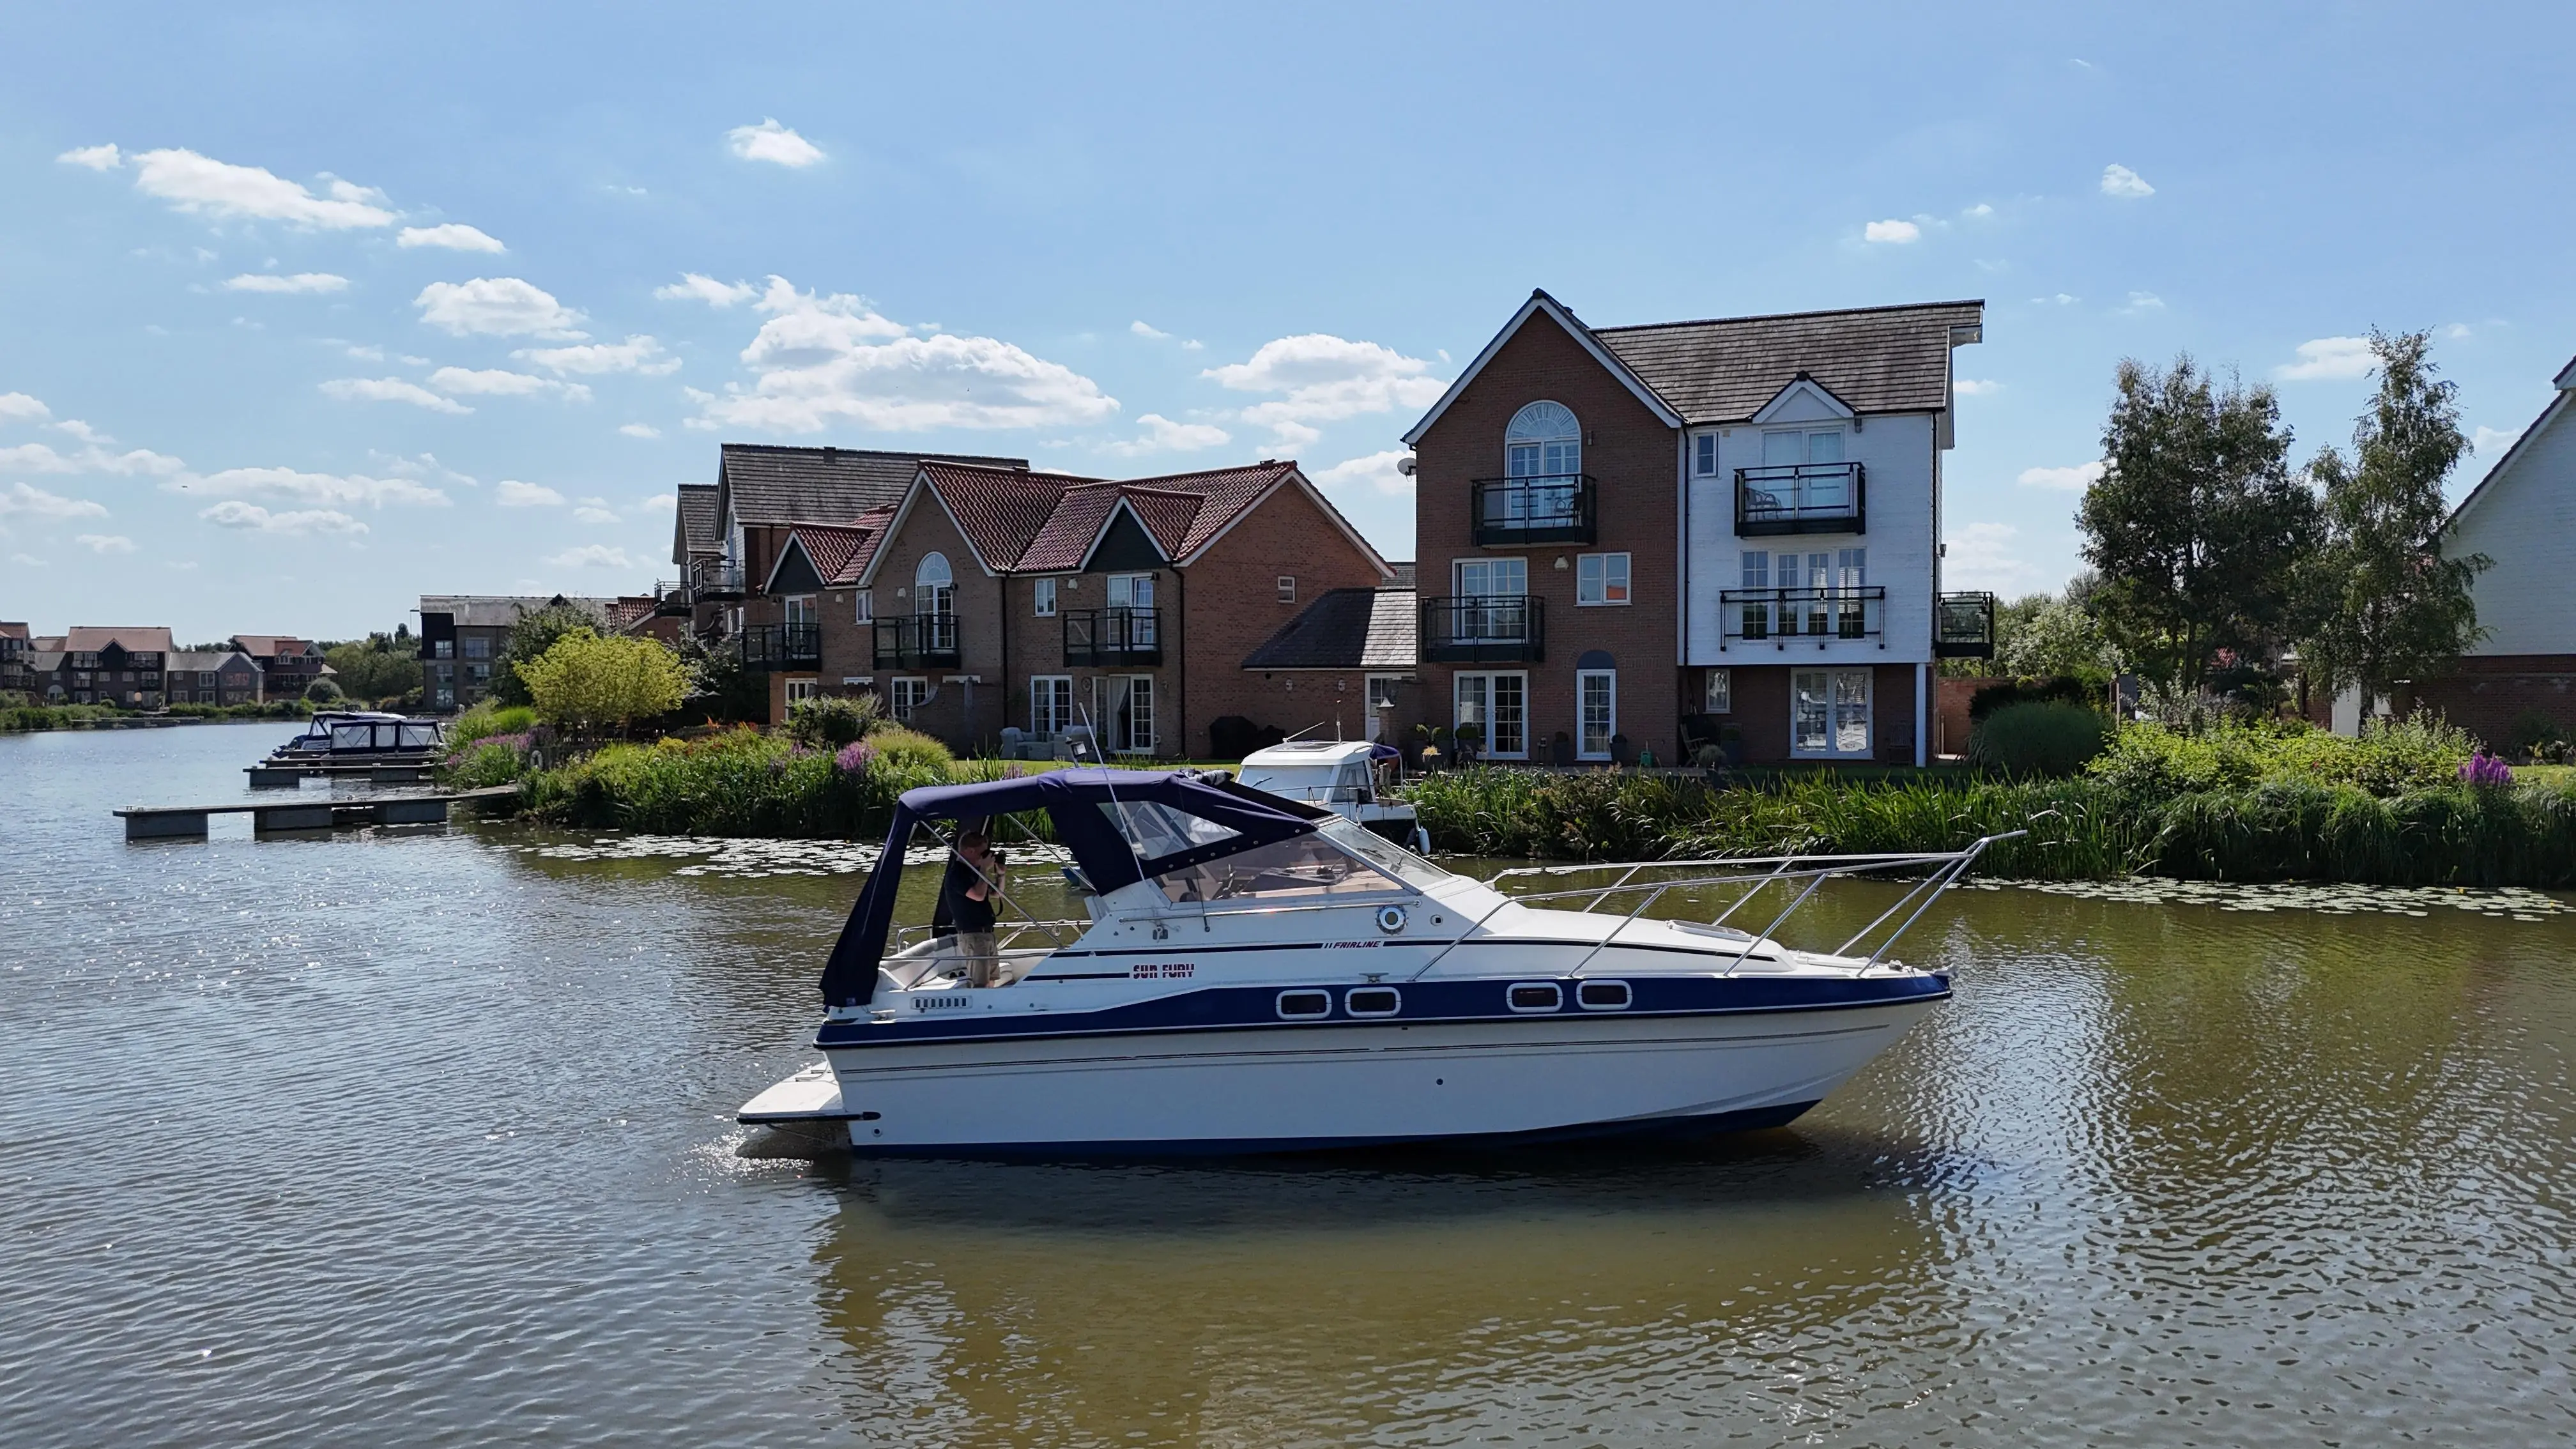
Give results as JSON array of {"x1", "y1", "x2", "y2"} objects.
[
  {"x1": 1452, "y1": 671, "x2": 1529, "y2": 760},
  {"x1": 1032, "y1": 578, "x2": 1057, "y2": 618},
  {"x1": 1575, "y1": 552, "x2": 1630, "y2": 606},
  {"x1": 854, "y1": 590, "x2": 873, "y2": 624},
  {"x1": 1276, "y1": 575, "x2": 1296, "y2": 604},
  {"x1": 914, "y1": 553, "x2": 955, "y2": 618},
  {"x1": 1694, "y1": 432, "x2": 1719, "y2": 477},
  {"x1": 1030, "y1": 674, "x2": 1073, "y2": 734},
  {"x1": 1576, "y1": 669, "x2": 1616, "y2": 761},
  {"x1": 889, "y1": 677, "x2": 931, "y2": 721},
  {"x1": 783, "y1": 594, "x2": 817, "y2": 626},
  {"x1": 1365, "y1": 674, "x2": 1401, "y2": 712},
  {"x1": 1762, "y1": 427, "x2": 1848, "y2": 466},
  {"x1": 1790, "y1": 667, "x2": 1873, "y2": 760},
  {"x1": 1092, "y1": 673, "x2": 1155, "y2": 754},
  {"x1": 1704, "y1": 669, "x2": 1732, "y2": 714},
  {"x1": 784, "y1": 677, "x2": 820, "y2": 705},
  {"x1": 1505, "y1": 400, "x2": 1582, "y2": 480}
]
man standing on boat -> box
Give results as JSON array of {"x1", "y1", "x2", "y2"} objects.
[{"x1": 935, "y1": 829, "x2": 1004, "y2": 986}]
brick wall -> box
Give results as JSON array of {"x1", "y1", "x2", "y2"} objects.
[
  {"x1": 1184, "y1": 482, "x2": 1388, "y2": 756},
  {"x1": 849, "y1": 497, "x2": 1004, "y2": 748},
  {"x1": 2398, "y1": 654, "x2": 2576, "y2": 746},
  {"x1": 1413, "y1": 310, "x2": 1683, "y2": 762}
]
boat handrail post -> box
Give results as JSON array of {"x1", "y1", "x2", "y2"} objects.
[
  {"x1": 1855, "y1": 829, "x2": 2025, "y2": 972},
  {"x1": 1703, "y1": 854, "x2": 1797, "y2": 930},
  {"x1": 1721, "y1": 868, "x2": 1833, "y2": 977},
  {"x1": 1567, "y1": 881, "x2": 1677, "y2": 979}
]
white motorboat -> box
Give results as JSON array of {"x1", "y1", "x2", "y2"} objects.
[
  {"x1": 1234, "y1": 739, "x2": 1429, "y2": 852},
  {"x1": 740, "y1": 769, "x2": 2015, "y2": 1157}
]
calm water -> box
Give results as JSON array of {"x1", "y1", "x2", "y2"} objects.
[{"x1": 6, "y1": 724, "x2": 2576, "y2": 1446}]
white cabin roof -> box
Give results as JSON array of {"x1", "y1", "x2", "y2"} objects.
[{"x1": 1239, "y1": 740, "x2": 1383, "y2": 770}]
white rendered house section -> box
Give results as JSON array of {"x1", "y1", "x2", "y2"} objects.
[{"x1": 2447, "y1": 385, "x2": 2576, "y2": 658}]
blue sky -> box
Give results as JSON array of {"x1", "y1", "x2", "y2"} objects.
[{"x1": 3, "y1": 3, "x2": 2570, "y2": 641}]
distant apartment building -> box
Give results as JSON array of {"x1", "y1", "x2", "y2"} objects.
[
  {"x1": 0, "y1": 622, "x2": 30, "y2": 697},
  {"x1": 415, "y1": 594, "x2": 619, "y2": 710},
  {"x1": 164, "y1": 650, "x2": 265, "y2": 705},
  {"x1": 29, "y1": 626, "x2": 178, "y2": 707},
  {"x1": 229, "y1": 635, "x2": 326, "y2": 700}
]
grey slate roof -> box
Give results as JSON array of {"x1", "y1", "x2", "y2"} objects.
[
  {"x1": 419, "y1": 594, "x2": 620, "y2": 627},
  {"x1": 675, "y1": 483, "x2": 719, "y2": 561},
  {"x1": 1243, "y1": 587, "x2": 1418, "y2": 670},
  {"x1": 719, "y1": 444, "x2": 1028, "y2": 526},
  {"x1": 1592, "y1": 300, "x2": 1984, "y2": 425},
  {"x1": 166, "y1": 650, "x2": 257, "y2": 673}
]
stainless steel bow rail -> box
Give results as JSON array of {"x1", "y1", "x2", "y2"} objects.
[{"x1": 1407, "y1": 830, "x2": 2027, "y2": 980}]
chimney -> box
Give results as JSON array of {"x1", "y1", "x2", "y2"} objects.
[{"x1": 823, "y1": 446, "x2": 838, "y2": 466}]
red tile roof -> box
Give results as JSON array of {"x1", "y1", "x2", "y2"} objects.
[
  {"x1": 0, "y1": 622, "x2": 28, "y2": 642},
  {"x1": 786, "y1": 522, "x2": 875, "y2": 587},
  {"x1": 65, "y1": 625, "x2": 176, "y2": 654},
  {"x1": 831, "y1": 505, "x2": 898, "y2": 585},
  {"x1": 894, "y1": 459, "x2": 1308, "y2": 576}
]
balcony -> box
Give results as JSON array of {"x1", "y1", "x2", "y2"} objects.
[
  {"x1": 1064, "y1": 608, "x2": 1162, "y2": 667},
  {"x1": 691, "y1": 560, "x2": 746, "y2": 601},
  {"x1": 1470, "y1": 474, "x2": 1596, "y2": 546},
  {"x1": 1735, "y1": 463, "x2": 1866, "y2": 536},
  {"x1": 650, "y1": 579, "x2": 694, "y2": 617},
  {"x1": 1935, "y1": 591, "x2": 1997, "y2": 659},
  {"x1": 1719, "y1": 586, "x2": 1886, "y2": 650},
  {"x1": 873, "y1": 613, "x2": 961, "y2": 669},
  {"x1": 738, "y1": 622, "x2": 821, "y2": 671},
  {"x1": 1422, "y1": 594, "x2": 1544, "y2": 664}
]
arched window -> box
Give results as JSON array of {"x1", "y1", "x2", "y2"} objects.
[
  {"x1": 1506, "y1": 401, "x2": 1581, "y2": 479},
  {"x1": 914, "y1": 553, "x2": 954, "y2": 616}
]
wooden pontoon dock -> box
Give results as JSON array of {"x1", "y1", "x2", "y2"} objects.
[{"x1": 114, "y1": 786, "x2": 516, "y2": 839}]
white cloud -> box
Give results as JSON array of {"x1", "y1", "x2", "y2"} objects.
[
  {"x1": 222, "y1": 272, "x2": 349, "y2": 294},
  {"x1": 1945, "y1": 522, "x2": 2044, "y2": 593},
  {"x1": 547, "y1": 543, "x2": 636, "y2": 569},
  {"x1": 726, "y1": 119, "x2": 825, "y2": 167},
  {"x1": 0, "y1": 440, "x2": 187, "y2": 475},
  {"x1": 640, "y1": 493, "x2": 677, "y2": 512},
  {"x1": 619, "y1": 423, "x2": 662, "y2": 439},
  {"x1": 2101, "y1": 163, "x2": 2155, "y2": 199},
  {"x1": 427, "y1": 367, "x2": 591, "y2": 402},
  {"x1": 199, "y1": 500, "x2": 366, "y2": 535},
  {"x1": 2031, "y1": 293, "x2": 2078, "y2": 306},
  {"x1": 689, "y1": 275, "x2": 1119, "y2": 433},
  {"x1": 0, "y1": 482, "x2": 109, "y2": 519},
  {"x1": 514, "y1": 335, "x2": 678, "y2": 375},
  {"x1": 1863, "y1": 218, "x2": 1921, "y2": 244},
  {"x1": 0, "y1": 392, "x2": 50, "y2": 422},
  {"x1": 496, "y1": 479, "x2": 566, "y2": 507},
  {"x1": 177, "y1": 466, "x2": 449, "y2": 509},
  {"x1": 654, "y1": 273, "x2": 758, "y2": 307},
  {"x1": 397, "y1": 223, "x2": 505, "y2": 253},
  {"x1": 1130, "y1": 320, "x2": 1170, "y2": 339},
  {"x1": 116, "y1": 148, "x2": 395, "y2": 227},
  {"x1": 1314, "y1": 450, "x2": 1414, "y2": 498},
  {"x1": 53, "y1": 420, "x2": 112, "y2": 443},
  {"x1": 9, "y1": 553, "x2": 45, "y2": 567},
  {"x1": 2274, "y1": 336, "x2": 2375, "y2": 381},
  {"x1": 2474, "y1": 425, "x2": 2524, "y2": 457},
  {"x1": 414, "y1": 277, "x2": 586, "y2": 339},
  {"x1": 57, "y1": 143, "x2": 120, "y2": 171},
  {"x1": 1953, "y1": 378, "x2": 2003, "y2": 396},
  {"x1": 1203, "y1": 334, "x2": 1446, "y2": 447},
  {"x1": 2018, "y1": 461, "x2": 2105, "y2": 491},
  {"x1": 74, "y1": 533, "x2": 136, "y2": 554},
  {"x1": 574, "y1": 505, "x2": 620, "y2": 524},
  {"x1": 2119, "y1": 291, "x2": 2166, "y2": 314},
  {"x1": 1963, "y1": 203, "x2": 1994, "y2": 218},
  {"x1": 319, "y1": 376, "x2": 474, "y2": 414},
  {"x1": 1103, "y1": 413, "x2": 1230, "y2": 456}
]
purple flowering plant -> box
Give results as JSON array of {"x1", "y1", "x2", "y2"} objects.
[
  {"x1": 2458, "y1": 750, "x2": 2515, "y2": 788},
  {"x1": 834, "y1": 739, "x2": 877, "y2": 774}
]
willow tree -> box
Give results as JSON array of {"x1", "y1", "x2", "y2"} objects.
[
  {"x1": 2295, "y1": 330, "x2": 2489, "y2": 714},
  {"x1": 2077, "y1": 356, "x2": 2319, "y2": 693}
]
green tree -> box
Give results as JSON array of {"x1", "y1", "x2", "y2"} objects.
[
  {"x1": 324, "y1": 632, "x2": 424, "y2": 704},
  {"x1": 2078, "y1": 355, "x2": 2319, "y2": 693},
  {"x1": 2294, "y1": 329, "x2": 2490, "y2": 713},
  {"x1": 1997, "y1": 585, "x2": 2120, "y2": 682},
  {"x1": 493, "y1": 601, "x2": 604, "y2": 706},
  {"x1": 517, "y1": 629, "x2": 689, "y2": 737},
  {"x1": 676, "y1": 634, "x2": 770, "y2": 724}
]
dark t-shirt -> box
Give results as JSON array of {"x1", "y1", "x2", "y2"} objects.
[{"x1": 939, "y1": 854, "x2": 997, "y2": 935}]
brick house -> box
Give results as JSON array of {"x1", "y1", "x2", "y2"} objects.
[
  {"x1": 0, "y1": 621, "x2": 30, "y2": 697},
  {"x1": 2393, "y1": 353, "x2": 2576, "y2": 742},
  {"x1": 229, "y1": 635, "x2": 326, "y2": 700},
  {"x1": 415, "y1": 595, "x2": 618, "y2": 710},
  {"x1": 36, "y1": 626, "x2": 177, "y2": 707},
  {"x1": 164, "y1": 649, "x2": 265, "y2": 705},
  {"x1": 1239, "y1": 584, "x2": 1422, "y2": 744},
  {"x1": 1400, "y1": 291, "x2": 1993, "y2": 767},
  {"x1": 762, "y1": 457, "x2": 1392, "y2": 753}
]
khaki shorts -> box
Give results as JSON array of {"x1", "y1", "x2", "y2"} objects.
[{"x1": 956, "y1": 931, "x2": 1000, "y2": 987}]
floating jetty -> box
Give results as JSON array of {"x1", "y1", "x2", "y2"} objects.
[
  {"x1": 114, "y1": 785, "x2": 516, "y2": 840},
  {"x1": 246, "y1": 761, "x2": 438, "y2": 787}
]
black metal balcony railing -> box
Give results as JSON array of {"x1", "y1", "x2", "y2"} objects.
[
  {"x1": 650, "y1": 579, "x2": 693, "y2": 617},
  {"x1": 691, "y1": 560, "x2": 746, "y2": 600},
  {"x1": 1063, "y1": 608, "x2": 1162, "y2": 667},
  {"x1": 1719, "y1": 586, "x2": 1887, "y2": 649},
  {"x1": 1470, "y1": 474, "x2": 1597, "y2": 546},
  {"x1": 1935, "y1": 591, "x2": 1998, "y2": 659},
  {"x1": 739, "y1": 622, "x2": 822, "y2": 671},
  {"x1": 1421, "y1": 594, "x2": 1545, "y2": 663},
  {"x1": 1735, "y1": 463, "x2": 1866, "y2": 536},
  {"x1": 873, "y1": 613, "x2": 961, "y2": 669}
]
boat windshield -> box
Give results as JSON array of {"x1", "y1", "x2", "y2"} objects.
[
  {"x1": 1314, "y1": 818, "x2": 1455, "y2": 891},
  {"x1": 1154, "y1": 832, "x2": 1401, "y2": 904}
]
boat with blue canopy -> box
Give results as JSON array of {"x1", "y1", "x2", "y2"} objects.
[{"x1": 740, "y1": 767, "x2": 2016, "y2": 1156}]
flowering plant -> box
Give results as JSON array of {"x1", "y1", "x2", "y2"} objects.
[
  {"x1": 2458, "y1": 750, "x2": 2515, "y2": 788},
  {"x1": 834, "y1": 739, "x2": 878, "y2": 774}
]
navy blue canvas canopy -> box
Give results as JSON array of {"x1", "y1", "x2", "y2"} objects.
[{"x1": 819, "y1": 769, "x2": 1326, "y2": 1006}]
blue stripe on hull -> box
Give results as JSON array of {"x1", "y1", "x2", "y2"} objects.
[{"x1": 833, "y1": 1099, "x2": 1825, "y2": 1161}]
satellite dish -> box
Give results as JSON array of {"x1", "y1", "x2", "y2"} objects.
[{"x1": 1395, "y1": 456, "x2": 1416, "y2": 477}]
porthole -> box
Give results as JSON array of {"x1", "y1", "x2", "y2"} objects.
[
  {"x1": 1507, "y1": 982, "x2": 1563, "y2": 1013},
  {"x1": 1577, "y1": 980, "x2": 1632, "y2": 1010},
  {"x1": 1346, "y1": 986, "x2": 1401, "y2": 1017},
  {"x1": 1276, "y1": 989, "x2": 1331, "y2": 1018}
]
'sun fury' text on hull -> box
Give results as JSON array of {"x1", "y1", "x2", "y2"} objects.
[{"x1": 739, "y1": 768, "x2": 2019, "y2": 1157}]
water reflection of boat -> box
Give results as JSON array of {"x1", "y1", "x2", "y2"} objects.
[
  {"x1": 741, "y1": 768, "x2": 2014, "y2": 1156},
  {"x1": 1234, "y1": 739, "x2": 1429, "y2": 853}
]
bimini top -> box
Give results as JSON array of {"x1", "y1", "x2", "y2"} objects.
[{"x1": 820, "y1": 769, "x2": 1327, "y2": 1006}]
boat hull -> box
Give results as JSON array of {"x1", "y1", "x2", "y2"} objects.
[{"x1": 807, "y1": 995, "x2": 1936, "y2": 1156}]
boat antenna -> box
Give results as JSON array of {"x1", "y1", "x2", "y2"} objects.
[{"x1": 1282, "y1": 721, "x2": 1321, "y2": 742}]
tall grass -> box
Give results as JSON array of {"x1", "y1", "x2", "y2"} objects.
[{"x1": 1399, "y1": 764, "x2": 2576, "y2": 887}]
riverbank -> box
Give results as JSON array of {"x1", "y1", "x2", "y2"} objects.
[{"x1": 2, "y1": 700, "x2": 309, "y2": 733}]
